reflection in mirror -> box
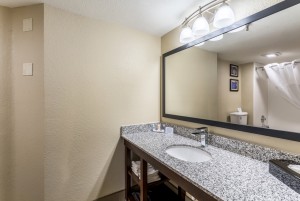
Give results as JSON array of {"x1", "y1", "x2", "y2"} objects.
[{"x1": 165, "y1": 3, "x2": 300, "y2": 134}]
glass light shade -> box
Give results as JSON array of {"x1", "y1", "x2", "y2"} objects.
[
  {"x1": 209, "y1": 34, "x2": 223, "y2": 41},
  {"x1": 180, "y1": 27, "x2": 194, "y2": 44},
  {"x1": 195, "y1": 42, "x2": 205, "y2": 47},
  {"x1": 213, "y1": 3, "x2": 235, "y2": 28},
  {"x1": 229, "y1": 25, "x2": 246, "y2": 33},
  {"x1": 192, "y1": 16, "x2": 209, "y2": 37}
]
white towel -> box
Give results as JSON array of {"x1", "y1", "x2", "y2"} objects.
[
  {"x1": 131, "y1": 161, "x2": 157, "y2": 174},
  {"x1": 131, "y1": 161, "x2": 161, "y2": 183}
]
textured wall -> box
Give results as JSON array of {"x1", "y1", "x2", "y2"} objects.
[
  {"x1": 161, "y1": 0, "x2": 300, "y2": 153},
  {"x1": 0, "y1": 5, "x2": 12, "y2": 201},
  {"x1": 44, "y1": 5, "x2": 160, "y2": 201},
  {"x1": 11, "y1": 4, "x2": 44, "y2": 201}
]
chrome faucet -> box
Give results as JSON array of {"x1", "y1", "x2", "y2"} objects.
[{"x1": 192, "y1": 127, "x2": 208, "y2": 147}]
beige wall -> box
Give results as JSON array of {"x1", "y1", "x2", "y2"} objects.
[
  {"x1": 44, "y1": 5, "x2": 160, "y2": 201},
  {"x1": 165, "y1": 47, "x2": 218, "y2": 119},
  {"x1": 0, "y1": 5, "x2": 12, "y2": 201},
  {"x1": 161, "y1": 0, "x2": 300, "y2": 154},
  {"x1": 161, "y1": 26, "x2": 182, "y2": 55},
  {"x1": 217, "y1": 59, "x2": 241, "y2": 122},
  {"x1": 1, "y1": 3, "x2": 160, "y2": 201},
  {"x1": 11, "y1": 4, "x2": 44, "y2": 201},
  {"x1": 240, "y1": 63, "x2": 254, "y2": 125}
]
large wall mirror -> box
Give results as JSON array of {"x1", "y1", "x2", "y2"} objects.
[{"x1": 162, "y1": 0, "x2": 300, "y2": 142}]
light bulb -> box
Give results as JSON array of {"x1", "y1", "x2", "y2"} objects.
[
  {"x1": 180, "y1": 27, "x2": 194, "y2": 44},
  {"x1": 213, "y1": 3, "x2": 235, "y2": 28},
  {"x1": 192, "y1": 16, "x2": 209, "y2": 37}
]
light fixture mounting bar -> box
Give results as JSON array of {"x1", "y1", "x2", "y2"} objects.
[{"x1": 182, "y1": 0, "x2": 229, "y2": 26}]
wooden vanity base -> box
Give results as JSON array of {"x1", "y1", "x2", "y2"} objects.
[{"x1": 124, "y1": 139, "x2": 216, "y2": 201}]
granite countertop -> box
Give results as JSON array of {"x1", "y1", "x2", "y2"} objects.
[{"x1": 122, "y1": 131, "x2": 300, "y2": 201}]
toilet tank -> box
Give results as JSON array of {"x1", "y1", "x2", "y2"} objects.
[{"x1": 230, "y1": 112, "x2": 248, "y2": 125}]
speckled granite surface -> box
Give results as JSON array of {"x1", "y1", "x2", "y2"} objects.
[
  {"x1": 120, "y1": 123, "x2": 300, "y2": 201},
  {"x1": 121, "y1": 123, "x2": 300, "y2": 163},
  {"x1": 121, "y1": 122, "x2": 159, "y2": 135},
  {"x1": 156, "y1": 123, "x2": 300, "y2": 163},
  {"x1": 207, "y1": 134, "x2": 300, "y2": 163}
]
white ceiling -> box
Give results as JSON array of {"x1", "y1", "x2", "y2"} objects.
[{"x1": 0, "y1": 0, "x2": 209, "y2": 36}]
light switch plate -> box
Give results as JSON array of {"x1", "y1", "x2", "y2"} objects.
[
  {"x1": 23, "y1": 63, "x2": 33, "y2": 76},
  {"x1": 23, "y1": 18, "x2": 33, "y2": 32}
]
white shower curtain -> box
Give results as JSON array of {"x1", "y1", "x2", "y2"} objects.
[{"x1": 264, "y1": 60, "x2": 300, "y2": 109}]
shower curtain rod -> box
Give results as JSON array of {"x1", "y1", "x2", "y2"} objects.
[{"x1": 255, "y1": 61, "x2": 300, "y2": 71}]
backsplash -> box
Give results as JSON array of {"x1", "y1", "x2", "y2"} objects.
[
  {"x1": 121, "y1": 122, "x2": 300, "y2": 163},
  {"x1": 121, "y1": 122, "x2": 159, "y2": 135}
]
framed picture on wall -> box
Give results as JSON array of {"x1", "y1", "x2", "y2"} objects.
[
  {"x1": 230, "y1": 79, "x2": 239, "y2": 91},
  {"x1": 230, "y1": 64, "x2": 239, "y2": 77}
]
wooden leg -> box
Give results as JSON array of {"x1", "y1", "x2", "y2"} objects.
[
  {"x1": 125, "y1": 147, "x2": 131, "y2": 201},
  {"x1": 178, "y1": 186, "x2": 186, "y2": 201},
  {"x1": 140, "y1": 159, "x2": 148, "y2": 201}
]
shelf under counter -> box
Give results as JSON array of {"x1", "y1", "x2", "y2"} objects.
[
  {"x1": 128, "y1": 183, "x2": 180, "y2": 201},
  {"x1": 128, "y1": 169, "x2": 169, "y2": 191},
  {"x1": 122, "y1": 131, "x2": 300, "y2": 201},
  {"x1": 124, "y1": 138, "x2": 216, "y2": 201}
]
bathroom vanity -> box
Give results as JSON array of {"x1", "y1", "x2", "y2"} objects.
[
  {"x1": 121, "y1": 123, "x2": 300, "y2": 201},
  {"x1": 124, "y1": 136, "x2": 216, "y2": 201}
]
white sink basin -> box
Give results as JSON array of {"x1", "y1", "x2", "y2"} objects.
[{"x1": 166, "y1": 145, "x2": 212, "y2": 163}]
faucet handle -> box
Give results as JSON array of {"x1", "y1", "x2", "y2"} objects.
[
  {"x1": 200, "y1": 134, "x2": 206, "y2": 147},
  {"x1": 196, "y1": 127, "x2": 208, "y2": 133},
  {"x1": 194, "y1": 127, "x2": 208, "y2": 147}
]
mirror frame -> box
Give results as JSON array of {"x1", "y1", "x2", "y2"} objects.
[{"x1": 162, "y1": 0, "x2": 300, "y2": 142}]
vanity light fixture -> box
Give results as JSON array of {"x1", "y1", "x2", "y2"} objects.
[
  {"x1": 179, "y1": 26, "x2": 194, "y2": 44},
  {"x1": 192, "y1": 14, "x2": 210, "y2": 37},
  {"x1": 213, "y1": 2, "x2": 235, "y2": 28},
  {"x1": 179, "y1": 0, "x2": 235, "y2": 44}
]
